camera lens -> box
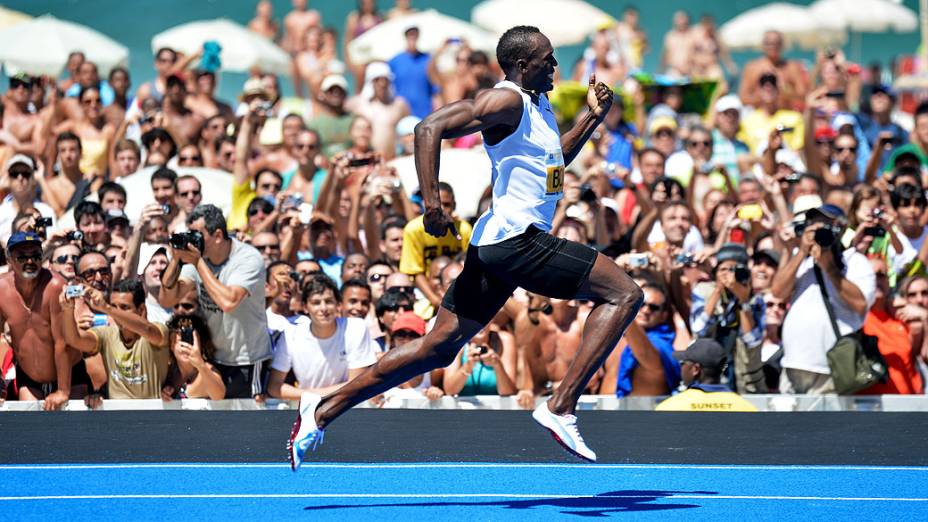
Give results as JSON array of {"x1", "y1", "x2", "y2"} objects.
[{"x1": 813, "y1": 227, "x2": 836, "y2": 247}]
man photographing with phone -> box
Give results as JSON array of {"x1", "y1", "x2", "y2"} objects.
[{"x1": 771, "y1": 204, "x2": 876, "y2": 394}]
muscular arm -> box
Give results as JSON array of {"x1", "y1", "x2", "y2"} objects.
[
  {"x1": 770, "y1": 249, "x2": 806, "y2": 301},
  {"x1": 60, "y1": 300, "x2": 98, "y2": 353},
  {"x1": 414, "y1": 90, "x2": 522, "y2": 210},
  {"x1": 821, "y1": 261, "x2": 868, "y2": 317},
  {"x1": 158, "y1": 256, "x2": 194, "y2": 308},
  {"x1": 96, "y1": 303, "x2": 166, "y2": 347},
  {"x1": 50, "y1": 283, "x2": 80, "y2": 396},
  {"x1": 195, "y1": 258, "x2": 249, "y2": 313}
]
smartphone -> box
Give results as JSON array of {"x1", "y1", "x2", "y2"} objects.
[
  {"x1": 65, "y1": 284, "x2": 84, "y2": 298},
  {"x1": 628, "y1": 253, "x2": 649, "y2": 269},
  {"x1": 737, "y1": 204, "x2": 763, "y2": 222},
  {"x1": 180, "y1": 326, "x2": 194, "y2": 344}
]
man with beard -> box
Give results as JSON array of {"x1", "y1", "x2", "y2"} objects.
[{"x1": 0, "y1": 232, "x2": 74, "y2": 409}]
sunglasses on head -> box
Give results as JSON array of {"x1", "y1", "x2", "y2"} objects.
[{"x1": 80, "y1": 266, "x2": 112, "y2": 280}]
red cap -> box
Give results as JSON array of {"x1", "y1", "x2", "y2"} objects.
[
  {"x1": 390, "y1": 311, "x2": 426, "y2": 336},
  {"x1": 815, "y1": 126, "x2": 837, "y2": 142}
]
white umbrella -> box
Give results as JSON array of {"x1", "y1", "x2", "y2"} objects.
[
  {"x1": 389, "y1": 148, "x2": 492, "y2": 220},
  {"x1": 471, "y1": 0, "x2": 615, "y2": 47},
  {"x1": 0, "y1": 14, "x2": 127, "y2": 77},
  {"x1": 0, "y1": 6, "x2": 30, "y2": 30},
  {"x1": 719, "y1": 3, "x2": 847, "y2": 51},
  {"x1": 348, "y1": 9, "x2": 497, "y2": 63},
  {"x1": 809, "y1": 0, "x2": 917, "y2": 33},
  {"x1": 152, "y1": 18, "x2": 291, "y2": 76},
  {"x1": 118, "y1": 166, "x2": 233, "y2": 225}
]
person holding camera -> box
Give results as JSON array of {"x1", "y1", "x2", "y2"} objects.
[
  {"x1": 771, "y1": 204, "x2": 876, "y2": 394},
  {"x1": 162, "y1": 313, "x2": 226, "y2": 400},
  {"x1": 442, "y1": 326, "x2": 517, "y2": 397},
  {"x1": 159, "y1": 204, "x2": 272, "y2": 399},
  {"x1": 690, "y1": 243, "x2": 766, "y2": 393},
  {"x1": 0, "y1": 154, "x2": 56, "y2": 248}
]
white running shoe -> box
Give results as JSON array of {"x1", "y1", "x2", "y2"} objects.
[
  {"x1": 532, "y1": 400, "x2": 597, "y2": 463},
  {"x1": 288, "y1": 392, "x2": 325, "y2": 472}
]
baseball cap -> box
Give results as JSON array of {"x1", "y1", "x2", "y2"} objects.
[
  {"x1": 872, "y1": 83, "x2": 896, "y2": 99},
  {"x1": 752, "y1": 249, "x2": 781, "y2": 267},
  {"x1": 673, "y1": 338, "x2": 727, "y2": 369},
  {"x1": 806, "y1": 203, "x2": 846, "y2": 222},
  {"x1": 391, "y1": 311, "x2": 426, "y2": 336},
  {"x1": 9, "y1": 72, "x2": 32, "y2": 87},
  {"x1": 791, "y1": 194, "x2": 824, "y2": 215},
  {"x1": 648, "y1": 115, "x2": 678, "y2": 135},
  {"x1": 715, "y1": 243, "x2": 749, "y2": 265},
  {"x1": 4, "y1": 153, "x2": 36, "y2": 173},
  {"x1": 832, "y1": 113, "x2": 856, "y2": 130},
  {"x1": 240, "y1": 77, "x2": 269, "y2": 101},
  {"x1": 365, "y1": 61, "x2": 393, "y2": 82},
  {"x1": 814, "y1": 126, "x2": 838, "y2": 142},
  {"x1": 715, "y1": 94, "x2": 742, "y2": 114},
  {"x1": 320, "y1": 74, "x2": 349, "y2": 93},
  {"x1": 7, "y1": 231, "x2": 43, "y2": 252}
]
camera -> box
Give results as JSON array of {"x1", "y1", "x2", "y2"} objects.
[
  {"x1": 863, "y1": 225, "x2": 886, "y2": 238},
  {"x1": 283, "y1": 194, "x2": 303, "y2": 210},
  {"x1": 628, "y1": 253, "x2": 649, "y2": 269},
  {"x1": 476, "y1": 345, "x2": 489, "y2": 356},
  {"x1": 255, "y1": 101, "x2": 273, "y2": 114},
  {"x1": 783, "y1": 172, "x2": 801, "y2": 183},
  {"x1": 734, "y1": 264, "x2": 751, "y2": 285},
  {"x1": 737, "y1": 204, "x2": 763, "y2": 222},
  {"x1": 675, "y1": 252, "x2": 696, "y2": 266},
  {"x1": 775, "y1": 124, "x2": 795, "y2": 134},
  {"x1": 347, "y1": 153, "x2": 374, "y2": 168},
  {"x1": 162, "y1": 204, "x2": 172, "y2": 215},
  {"x1": 66, "y1": 230, "x2": 84, "y2": 242},
  {"x1": 579, "y1": 183, "x2": 598, "y2": 203},
  {"x1": 813, "y1": 225, "x2": 840, "y2": 247},
  {"x1": 65, "y1": 284, "x2": 84, "y2": 298},
  {"x1": 169, "y1": 230, "x2": 205, "y2": 253},
  {"x1": 34, "y1": 217, "x2": 52, "y2": 239}
]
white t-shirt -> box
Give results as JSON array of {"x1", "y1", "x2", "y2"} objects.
[
  {"x1": 781, "y1": 249, "x2": 876, "y2": 374},
  {"x1": 272, "y1": 316, "x2": 378, "y2": 390}
]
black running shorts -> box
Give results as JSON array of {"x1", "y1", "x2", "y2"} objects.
[{"x1": 442, "y1": 225, "x2": 598, "y2": 325}]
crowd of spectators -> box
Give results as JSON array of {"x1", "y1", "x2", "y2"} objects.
[{"x1": 1, "y1": 1, "x2": 927, "y2": 409}]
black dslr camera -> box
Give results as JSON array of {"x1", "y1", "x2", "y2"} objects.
[
  {"x1": 733, "y1": 264, "x2": 752, "y2": 285},
  {"x1": 793, "y1": 220, "x2": 842, "y2": 248},
  {"x1": 170, "y1": 231, "x2": 204, "y2": 253}
]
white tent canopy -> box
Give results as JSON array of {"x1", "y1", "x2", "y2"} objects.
[
  {"x1": 719, "y1": 2, "x2": 847, "y2": 51},
  {"x1": 348, "y1": 9, "x2": 496, "y2": 64},
  {"x1": 0, "y1": 14, "x2": 127, "y2": 77},
  {"x1": 809, "y1": 0, "x2": 917, "y2": 33},
  {"x1": 152, "y1": 18, "x2": 291, "y2": 76},
  {"x1": 471, "y1": 0, "x2": 614, "y2": 47}
]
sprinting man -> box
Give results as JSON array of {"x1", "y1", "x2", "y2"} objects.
[{"x1": 288, "y1": 26, "x2": 643, "y2": 469}]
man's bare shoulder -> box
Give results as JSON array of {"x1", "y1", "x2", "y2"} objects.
[{"x1": 473, "y1": 86, "x2": 523, "y2": 117}]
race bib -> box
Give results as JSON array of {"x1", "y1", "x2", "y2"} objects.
[{"x1": 545, "y1": 149, "x2": 565, "y2": 195}]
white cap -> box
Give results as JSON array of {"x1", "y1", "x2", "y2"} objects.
[
  {"x1": 395, "y1": 115, "x2": 421, "y2": 137},
  {"x1": 320, "y1": 74, "x2": 349, "y2": 92},
  {"x1": 4, "y1": 153, "x2": 35, "y2": 172},
  {"x1": 715, "y1": 94, "x2": 743, "y2": 114},
  {"x1": 792, "y1": 194, "x2": 824, "y2": 216},
  {"x1": 137, "y1": 243, "x2": 170, "y2": 276},
  {"x1": 364, "y1": 61, "x2": 393, "y2": 82}
]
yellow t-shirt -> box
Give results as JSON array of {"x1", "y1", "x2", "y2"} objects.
[
  {"x1": 228, "y1": 180, "x2": 257, "y2": 231},
  {"x1": 399, "y1": 215, "x2": 473, "y2": 276},
  {"x1": 655, "y1": 387, "x2": 758, "y2": 412},
  {"x1": 739, "y1": 109, "x2": 805, "y2": 154},
  {"x1": 90, "y1": 323, "x2": 171, "y2": 400}
]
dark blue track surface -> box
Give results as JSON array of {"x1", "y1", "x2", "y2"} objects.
[{"x1": 2, "y1": 463, "x2": 927, "y2": 521}]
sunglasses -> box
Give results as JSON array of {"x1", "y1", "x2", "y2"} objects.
[
  {"x1": 179, "y1": 190, "x2": 201, "y2": 198},
  {"x1": 642, "y1": 302, "x2": 665, "y2": 313},
  {"x1": 15, "y1": 253, "x2": 41, "y2": 263},
  {"x1": 368, "y1": 273, "x2": 389, "y2": 283},
  {"x1": 384, "y1": 303, "x2": 414, "y2": 313},
  {"x1": 898, "y1": 199, "x2": 925, "y2": 209},
  {"x1": 53, "y1": 254, "x2": 79, "y2": 264},
  {"x1": 9, "y1": 169, "x2": 33, "y2": 179},
  {"x1": 392, "y1": 329, "x2": 421, "y2": 339},
  {"x1": 179, "y1": 155, "x2": 202, "y2": 162},
  {"x1": 835, "y1": 146, "x2": 858, "y2": 153},
  {"x1": 80, "y1": 267, "x2": 112, "y2": 280},
  {"x1": 174, "y1": 302, "x2": 196, "y2": 311},
  {"x1": 254, "y1": 243, "x2": 281, "y2": 251},
  {"x1": 687, "y1": 140, "x2": 711, "y2": 147},
  {"x1": 764, "y1": 301, "x2": 787, "y2": 310},
  {"x1": 387, "y1": 285, "x2": 415, "y2": 295},
  {"x1": 655, "y1": 130, "x2": 674, "y2": 138},
  {"x1": 9, "y1": 79, "x2": 31, "y2": 89},
  {"x1": 247, "y1": 206, "x2": 272, "y2": 217},
  {"x1": 296, "y1": 143, "x2": 319, "y2": 150}
]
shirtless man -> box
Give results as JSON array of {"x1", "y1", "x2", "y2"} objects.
[
  {"x1": 43, "y1": 132, "x2": 85, "y2": 216},
  {"x1": 1, "y1": 74, "x2": 44, "y2": 158},
  {"x1": 573, "y1": 32, "x2": 625, "y2": 87},
  {"x1": 662, "y1": 11, "x2": 693, "y2": 77},
  {"x1": 248, "y1": 0, "x2": 279, "y2": 40},
  {"x1": 516, "y1": 293, "x2": 593, "y2": 407},
  {"x1": 162, "y1": 75, "x2": 204, "y2": 146},
  {"x1": 136, "y1": 48, "x2": 178, "y2": 109},
  {"x1": 186, "y1": 71, "x2": 234, "y2": 121},
  {"x1": 739, "y1": 30, "x2": 809, "y2": 110},
  {"x1": 347, "y1": 62, "x2": 410, "y2": 159},
  {"x1": 282, "y1": 0, "x2": 321, "y2": 55},
  {"x1": 0, "y1": 232, "x2": 73, "y2": 409}
]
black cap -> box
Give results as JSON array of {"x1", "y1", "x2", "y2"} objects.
[
  {"x1": 805, "y1": 203, "x2": 846, "y2": 222},
  {"x1": 872, "y1": 83, "x2": 896, "y2": 99},
  {"x1": 673, "y1": 338, "x2": 727, "y2": 369},
  {"x1": 715, "y1": 243, "x2": 749, "y2": 265},
  {"x1": 752, "y1": 248, "x2": 781, "y2": 267}
]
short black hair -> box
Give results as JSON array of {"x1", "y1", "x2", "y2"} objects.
[
  {"x1": 56, "y1": 131, "x2": 82, "y2": 152},
  {"x1": 141, "y1": 128, "x2": 178, "y2": 158},
  {"x1": 187, "y1": 204, "x2": 228, "y2": 237},
  {"x1": 340, "y1": 278, "x2": 372, "y2": 300},
  {"x1": 98, "y1": 181, "x2": 127, "y2": 203},
  {"x1": 155, "y1": 47, "x2": 177, "y2": 61},
  {"x1": 266, "y1": 260, "x2": 293, "y2": 282},
  {"x1": 77, "y1": 247, "x2": 108, "y2": 271},
  {"x1": 74, "y1": 200, "x2": 104, "y2": 225},
  {"x1": 637, "y1": 147, "x2": 666, "y2": 162},
  {"x1": 375, "y1": 288, "x2": 413, "y2": 317},
  {"x1": 916, "y1": 100, "x2": 928, "y2": 119},
  {"x1": 247, "y1": 197, "x2": 274, "y2": 218},
  {"x1": 112, "y1": 277, "x2": 146, "y2": 307},
  {"x1": 109, "y1": 66, "x2": 129, "y2": 83},
  {"x1": 255, "y1": 168, "x2": 283, "y2": 186},
  {"x1": 496, "y1": 25, "x2": 542, "y2": 73},
  {"x1": 891, "y1": 165, "x2": 923, "y2": 187},
  {"x1": 151, "y1": 166, "x2": 178, "y2": 187},
  {"x1": 437, "y1": 181, "x2": 455, "y2": 197},
  {"x1": 891, "y1": 183, "x2": 927, "y2": 209},
  {"x1": 380, "y1": 216, "x2": 407, "y2": 240},
  {"x1": 301, "y1": 273, "x2": 340, "y2": 303}
]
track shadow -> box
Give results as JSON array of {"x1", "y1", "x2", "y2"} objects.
[{"x1": 304, "y1": 489, "x2": 713, "y2": 517}]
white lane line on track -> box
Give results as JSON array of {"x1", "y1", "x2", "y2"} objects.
[
  {"x1": 1, "y1": 493, "x2": 927, "y2": 502},
  {"x1": 1, "y1": 463, "x2": 927, "y2": 471}
]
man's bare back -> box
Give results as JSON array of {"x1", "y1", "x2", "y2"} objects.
[{"x1": 0, "y1": 270, "x2": 68, "y2": 385}]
